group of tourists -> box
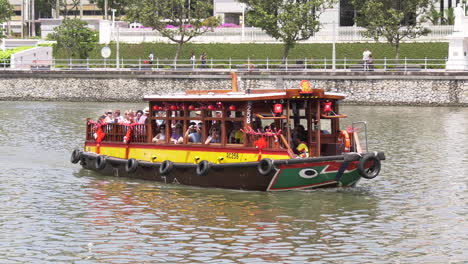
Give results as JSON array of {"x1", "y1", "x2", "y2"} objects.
[
  {"x1": 190, "y1": 51, "x2": 208, "y2": 68},
  {"x1": 98, "y1": 108, "x2": 149, "y2": 125},
  {"x1": 152, "y1": 121, "x2": 222, "y2": 145}
]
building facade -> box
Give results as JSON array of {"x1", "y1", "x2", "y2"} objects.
[{"x1": 214, "y1": 0, "x2": 467, "y2": 27}]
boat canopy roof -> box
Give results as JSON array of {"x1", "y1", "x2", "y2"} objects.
[{"x1": 144, "y1": 89, "x2": 346, "y2": 102}]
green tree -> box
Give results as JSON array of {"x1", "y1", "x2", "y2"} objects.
[
  {"x1": 126, "y1": 0, "x2": 221, "y2": 63},
  {"x1": 238, "y1": 0, "x2": 335, "y2": 61},
  {"x1": 0, "y1": 0, "x2": 13, "y2": 38},
  {"x1": 445, "y1": 7, "x2": 455, "y2": 25},
  {"x1": 425, "y1": 5, "x2": 443, "y2": 25},
  {"x1": 352, "y1": 0, "x2": 432, "y2": 60},
  {"x1": 89, "y1": 0, "x2": 130, "y2": 19},
  {"x1": 50, "y1": 18, "x2": 98, "y2": 58}
]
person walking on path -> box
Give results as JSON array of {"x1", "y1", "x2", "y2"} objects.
[
  {"x1": 148, "y1": 52, "x2": 154, "y2": 65},
  {"x1": 362, "y1": 48, "x2": 372, "y2": 71},
  {"x1": 200, "y1": 52, "x2": 207, "y2": 69}
]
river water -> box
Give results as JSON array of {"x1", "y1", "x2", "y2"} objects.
[{"x1": 0, "y1": 101, "x2": 466, "y2": 263}]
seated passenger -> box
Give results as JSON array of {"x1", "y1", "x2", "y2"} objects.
[
  {"x1": 229, "y1": 122, "x2": 243, "y2": 143},
  {"x1": 104, "y1": 110, "x2": 114, "y2": 123},
  {"x1": 293, "y1": 137, "x2": 309, "y2": 158},
  {"x1": 113, "y1": 109, "x2": 124, "y2": 123},
  {"x1": 205, "y1": 127, "x2": 220, "y2": 144},
  {"x1": 152, "y1": 125, "x2": 166, "y2": 143},
  {"x1": 185, "y1": 122, "x2": 202, "y2": 143},
  {"x1": 171, "y1": 124, "x2": 184, "y2": 144},
  {"x1": 135, "y1": 110, "x2": 144, "y2": 123},
  {"x1": 138, "y1": 107, "x2": 149, "y2": 124}
]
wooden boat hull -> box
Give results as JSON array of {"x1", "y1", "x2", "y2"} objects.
[{"x1": 75, "y1": 151, "x2": 384, "y2": 191}]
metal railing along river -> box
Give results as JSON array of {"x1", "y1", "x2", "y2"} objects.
[
  {"x1": 111, "y1": 25, "x2": 455, "y2": 44},
  {"x1": 0, "y1": 57, "x2": 457, "y2": 72}
]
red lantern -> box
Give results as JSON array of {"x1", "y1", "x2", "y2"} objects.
[
  {"x1": 229, "y1": 105, "x2": 237, "y2": 111},
  {"x1": 170, "y1": 105, "x2": 178, "y2": 111},
  {"x1": 188, "y1": 105, "x2": 195, "y2": 111},
  {"x1": 216, "y1": 102, "x2": 223, "y2": 109},
  {"x1": 153, "y1": 105, "x2": 160, "y2": 111},
  {"x1": 207, "y1": 105, "x2": 215, "y2": 111},
  {"x1": 323, "y1": 101, "x2": 332, "y2": 113},
  {"x1": 273, "y1": 104, "x2": 283, "y2": 115}
]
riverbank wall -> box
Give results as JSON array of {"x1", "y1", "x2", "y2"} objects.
[{"x1": 0, "y1": 70, "x2": 467, "y2": 106}]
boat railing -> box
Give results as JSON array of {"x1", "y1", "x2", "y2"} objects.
[
  {"x1": 244, "y1": 133, "x2": 286, "y2": 150},
  {"x1": 352, "y1": 121, "x2": 368, "y2": 153},
  {"x1": 86, "y1": 121, "x2": 147, "y2": 143}
]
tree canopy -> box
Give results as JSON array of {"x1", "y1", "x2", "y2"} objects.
[
  {"x1": 0, "y1": 0, "x2": 13, "y2": 38},
  {"x1": 351, "y1": 0, "x2": 432, "y2": 59},
  {"x1": 239, "y1": 0, "x2": 335, "y2": 61},
  {"x1": 49, "y1": 18, "x2": 98, "y2": 59},
  {"x1": 126, "y1": 0, "x2": 221, "y2": 62}
]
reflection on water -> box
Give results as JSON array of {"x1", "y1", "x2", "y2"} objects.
[{"x1": 0, "y1": 102, "x2": 466, "y2": 263}]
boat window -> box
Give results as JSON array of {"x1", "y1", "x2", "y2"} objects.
[
  {"x1": 226, "y1": 121, "x2": 243, "y2": 144},
  {"x1": 189, "y1": 110, "x2": 202, "y2": 120},
  {"x1": 154, "y1": 110, "x2": 166, "y2": 126},
  {"x1": 320, "y1": 119, "x2": 332, "y2": 134}
]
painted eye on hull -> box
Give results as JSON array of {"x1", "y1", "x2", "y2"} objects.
[{"x1": 299, "y1": 169, "x2": 319, "y2": 179}]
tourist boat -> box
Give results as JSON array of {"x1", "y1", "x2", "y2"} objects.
[{"x1": 71, "y1": 76, "x2": 385, "y2": 191}]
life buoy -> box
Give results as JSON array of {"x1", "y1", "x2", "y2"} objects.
[
  {"x1": 258, "y1": 158, "x2": 274, "y2": 176},
  {"x1": 95, "y1": 155, "x2": 107, "y2": 170},
  {"x1": 358, "y1": 153, "x2": 381, "y2": 179},
  {"x1": 126, "y1": 158, "x2": 139, "y2": 173},
  {"x1": 159, "y1": 160, "x2": 174, "y2": 175},
  {"x1": 196, "y1": 160, "x2": 211, "y2": 176},
  {"x1": 70, "y1": 149, "x2": 82, "y2": 164},
  {"x1": 338, "y1": 130, "x2": 351, "y2": 152}
]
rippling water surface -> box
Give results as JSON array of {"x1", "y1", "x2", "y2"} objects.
[{"x1": 0, "y1": 101, "x2": 466, "y2": 263}]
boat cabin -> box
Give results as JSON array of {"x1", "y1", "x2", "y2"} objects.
[{"x1": 86, "y1": 81, "x2": 350, "y2": 159}]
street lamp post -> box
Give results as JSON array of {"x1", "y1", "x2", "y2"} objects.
[
  {"x1": 104, "y1": 0, "x2": 108, "y2": 20},
  {"x1": 241, "y1": 3, "x2": 245, "y2": 41},
  {"x1": 111, "y1": 9, "x2": 116, "y2": 28},
  {"x1": 116, "y1": 25, "x2": 120, "y2": 69},
  {"x1": 332, "y1": 21, "x2": 336, "y2": 71}
]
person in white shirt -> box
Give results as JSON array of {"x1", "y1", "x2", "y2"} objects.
[{"x1": 362, "y1": 48, "x2": 372, "y2": 71}]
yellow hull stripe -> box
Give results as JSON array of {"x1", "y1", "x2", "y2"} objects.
[{"x1": 84, "y1": 145, "x2": 290, "y2": 164}]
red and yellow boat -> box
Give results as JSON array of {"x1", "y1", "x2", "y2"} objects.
[{"x1": 71, "y1": 78, "x2": 385, "y2": 191}]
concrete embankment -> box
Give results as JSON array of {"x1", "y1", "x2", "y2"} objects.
[{"x1": 0, "y1": 70, "x2": 467, "y2": 106}]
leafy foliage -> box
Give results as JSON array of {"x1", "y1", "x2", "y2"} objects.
[
  {"x1": 445, "y1": 7, "x2": 455, "y2": 25},
  {"x1": 126, "y1": 0, "x2": 221, "y2": 62},
  {"x1": 53, "y1": 42, "x2": 449, "y2": 63},
  {"x1": 351, "y1": 0, "x2": 432, "y2": 59},
  {"x1": 49, "y1": 18, "x2": 98, "y2": 59},
  {"x1": 0, "y1": 0, "x2": 13, "y2": 37},
  {"x1": 239, "y1": 0, "x2": 335, "y2": 61}
]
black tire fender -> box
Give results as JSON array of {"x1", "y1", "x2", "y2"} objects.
[
  {"x1": 159, "y1": 160, "x2": 174, "y2": 176},
  {"x1": 125, "y1": 158, "x2": 139, "y2": 173},
  {"x1": 196, "y1": 160, "x2": 211, "y2": 176},
  {"x1": 358, "y1": 153, "x2": 381, "y2": 179},
  {"x1": 258, "y1": 158, "x2": 274, "y2": 176},
  {"x1": 95, "y1": 155, "x2": 107, "y2": 171},
  {"x1": 70, "y1": 149, "x2": 82, "y2": 164}
]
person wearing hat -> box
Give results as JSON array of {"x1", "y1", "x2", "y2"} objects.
[{"x1": 138, "y1": 107, "x2": 149, "y2": 124}]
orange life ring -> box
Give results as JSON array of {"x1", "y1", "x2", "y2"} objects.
[{"x1": 338, "y1": 130, "x2": 351, "y2": 152}]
